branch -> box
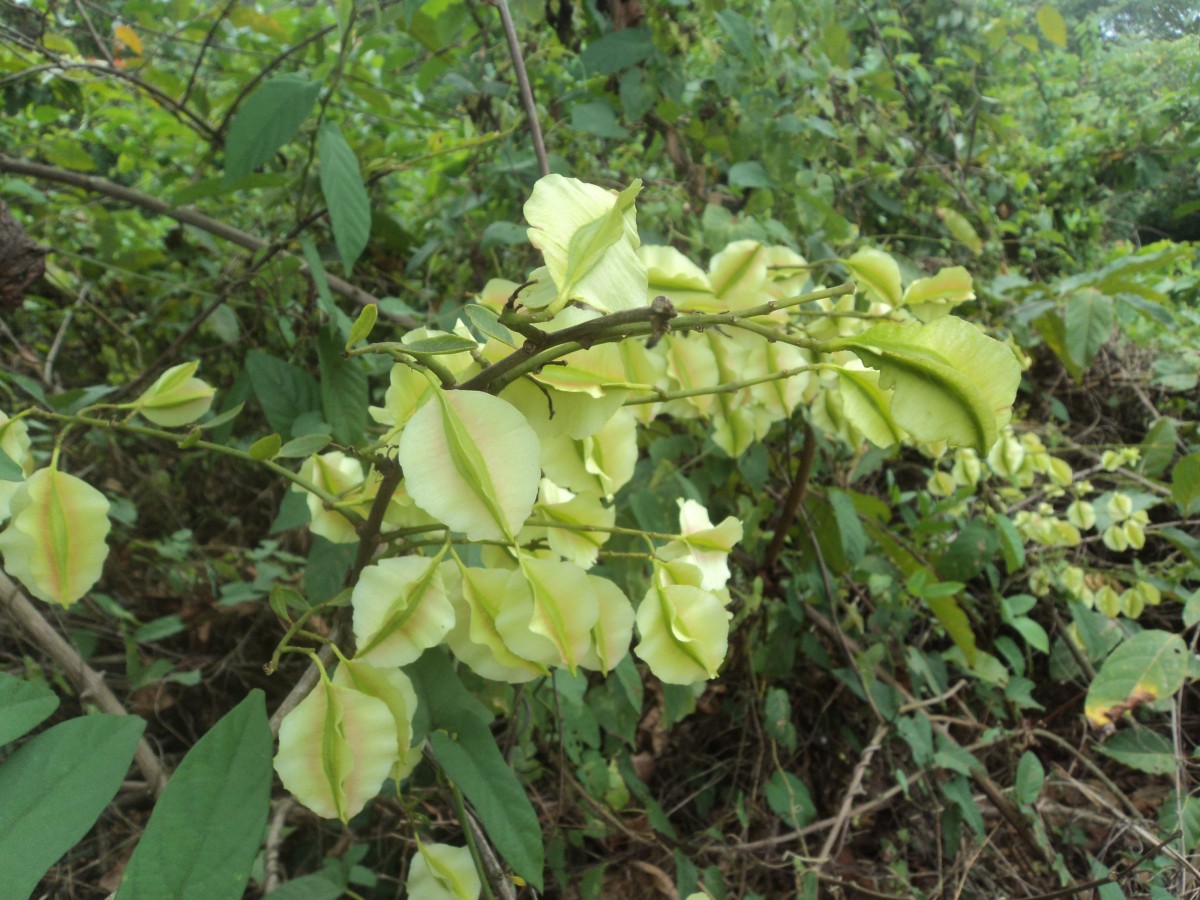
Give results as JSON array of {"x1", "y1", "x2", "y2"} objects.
[
  {"x1": 0, "y1": 571, "x2": 168, "y2": 795},
  {"x1": 490, "y1": 0, "x2": 549, "y2": 177},
  {"x1": 0, "y1": 153, "x2": 417, "y2": 328}
]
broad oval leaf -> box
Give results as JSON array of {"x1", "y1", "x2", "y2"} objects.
[
  {"x1": 224, "y1": 75, "x2": 320, "y2": 184},
  {"x1": 0, "y1": 671, "x2": 59, "y2": 747},
  {"x1": 0, "y1": 714, "x2": 144, "y2": 899},
  {"x1": 0, "y1": 467, "x2": 111, "y2": 607},
  {"x1": 828, "y1": 316, "x2": 1021, "y2": 453},
  {"x1": 116, "y1": 691, "x2": 271, "y2": 900},
  {"x1": 1036, "y1": 5, "x2": 1068, "y2": 47},
  {"x1": 352, "y1": 555, "x2": 455, "y2": 666},
  {"x1": 274, "y1": 677, "x2": 398, "y2": 822},
  {"x1": 398, "y1": 389, "x2": 541, "y2": 542},
  {"x1": 1085, "y1": 630, "x2": 1188, "y2": 728}
]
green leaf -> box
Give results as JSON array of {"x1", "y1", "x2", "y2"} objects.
[
  {"x1": 991, "y1": 512, "x2": 1025, "y2": 574},
  {"x1": 1171, "y1": 453, "x2": 1200, "y2": 517},
  {"x1": 0, "y1": 447, "x2": 25, "y2": 481},
  {"x1": 346, "y1": 303, "x2": 379, "y2": 351},
  {"x1": 429, "y1": 729, "x2": 543, "y2": 890},
  {"x1": 1086, "y1": 630, "x2": 1188, "y2": 728},
  {"x1": 908, "y1": 570, "x2": 975, "y2": 666},
  {"x1": 1140, "y1": 417, "x2": 1178, "y2": 479},
  {"x1": 399, "y1": 332, "x2": 480, "y2": 355},
  {"x1": 764, "y1": 771, "x2": 815, "y2": 828},
  {"x1": 460, "y1": 305, "x2": 517, "y2": 348},
  {"x1": 248, "y1": 433, "x2": 282, "y2": 460},
  {"x1": 0, "y1": 672, "x2": 59, "y2": 746},
  {"x1": 936, "y1": 208, "x2": 983, "y2": 255},
  {"x1": 223, "y1": 75, "x2": 321, "y2": 183},
  {"x1": 828, "y1": 488, "x2": 866, "y2": 565},
  {"x1": 728, "y1": 161, "x2": 773, "y2": 189},
  {"x1": 1097, "y1": 728, "x2": 1177, "y2": 775},
  {"x1": 1159, "y1": 790, "x2": 1200, "y2": 852},
  {"x1": 246, "y1": 351, "x2": 321, "y2": 438},
  {"x1": 409, "y1": 652, "x2": 544, "y2": 890},
  {"x1": 317, "y1": 327, "x2": 367, "y2": 446},
  {"x1": 0, "y1": 714, "x2": 144, "y2": 898},
  {"x1": 279, "y1": 433, "x2": 333, "y2": 458},
  {"x1": 397, "y1": 389, "x2": 541, "y2": 542},
  {"x1": 579, "y1": 27, "x2": 654, "y2": 75},
  {"x1": 828, "y1": 316, "x2": 1021, "y2": 453},
  {"x1": 1014, "y1": 751, "x2": 1045, "y2": 806},
  {"x1": 1063, "y1": 290, "x2": 1113, "y2": 372},
  {"x1": 318, "y1": 122, "x2": 371, "y2": 273},
  {"x1": 117, "y1": 692, "x2": 271, "y2": 900},
  {"x1": 1036, "y1": 5, "x2": 1068, "y2": 47}
]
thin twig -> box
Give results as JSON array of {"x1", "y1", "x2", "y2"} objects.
[
  {"x1": 262, "y1": 797, "x2": 294, "y2": 893},
  {"x1": 490, "y1": 0, "x2": 549, "y2": 177},
  {"x1": 818, "y1": 722, "x2": 890, "y2": 865},
  {"x1": 0, "y1": 571, "x2": 168, "y2": 794},
  {"x1": 0, "y1": 153, "x2": 417, "y2": 328},
  {"x1": 763, "y1": 421, "x2": 815, "y2": 570}
]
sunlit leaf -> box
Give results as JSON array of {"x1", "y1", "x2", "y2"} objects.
[
  {"x1": 844, "y1": 248, "x2": 902, "y2": 307},
  {"x1": 1036, "y1": 5, "x2": 1068, "y2": 47}
]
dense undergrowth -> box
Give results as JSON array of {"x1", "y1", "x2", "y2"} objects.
[{"x1": 1, "y1": 1, "x2": 1199, "y2": 898}]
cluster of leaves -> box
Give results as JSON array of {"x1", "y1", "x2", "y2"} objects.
[{"x1": 0, "y1": 0, "x2": 1198, "y2": 898}]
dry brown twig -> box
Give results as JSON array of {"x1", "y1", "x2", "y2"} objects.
[{"x1": 0, "y1": 570, "x2": 168, "y2": 794}]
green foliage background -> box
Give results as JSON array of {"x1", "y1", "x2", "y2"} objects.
[{"x1": 1, "y1": 0, "x2": 1199, "y2": 897}]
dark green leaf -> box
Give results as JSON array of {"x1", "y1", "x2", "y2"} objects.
[
  {"x1": 1139, "y1": 417, "x2": 1178, "y2": 479},
  {"x1": 0, "y1": 715, "x2": 144, "y2": 898},
  {"x1": 1014, "y1": 751, "x2": 1045, "y2": 805},
  {"x1": 116, "y1": 692, "x2": 271, "y2": 900},
  {"x1": 223, "y1": 75, "x2": 320, "y2": 183},
  {"x1": 317, "y1": 327, "x2": 367, "y2": 445},
  {"x1": 318, "y1": 122, "x2": 371, "y2": 273},
  {"x1": 245, "y1": 351, "x2": 321, "y2": 438},
  {"x1": 579, "y1": 28, "x2": 654, "y2": 75},
  {"x1": 0, "y1": 672, "x2": 59, "y2": 746},
  {"x1": 728, "y1": 161, "x2": 773, "y2": 189},
  {"x1": 764, "y1": 771, "x2": 815, "y2": 828},
  {"x1": 304, "y1": 536, "x2": 357, "y2": 605},
  {"x1": 0, "y1": 447, "x2": 24, "y2": 482},
  {"x1": 1097, "y1": 728, "x2": 1177, "y2": 775},
  {"x1": 1171, "y1": 453, "x2": 1200, "y2": 517},
  {"x1": 1063, "y1": 289, "x2": 1113, "y2": 372}
]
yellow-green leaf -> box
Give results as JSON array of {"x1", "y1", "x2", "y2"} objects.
[
  {"x1": 1036, "y1": 5, "x2": 1068, "y2": 47},
  {"x1": 398, "y1": 389, "x2": 541, "y2": 542},
  {"x1": 936, "y1": 208, "x2": 983, "y2": 255},
  {"x1": 0, "y1": 468, "x2": 110, "y2": 608},
  {"x1": 1086, "y1": 631, "x2": 1188, "y2": 728}
]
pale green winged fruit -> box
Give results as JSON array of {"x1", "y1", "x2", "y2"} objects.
[
  {"x1": 0, "y1": 412, "x2": 34, "y2": 522},
  {"x1": 658, "y1": 499, "x2": 744, "y2": 591},
  {"x1": 352, "y1": 553, "x2": 455, "y2": 666},
  {"x1": 524, "y1": 174, "x2": 648, "y2": 315},
  {"x1": 294, "y1": 451, "x2": 364, "y2": 544},
  {"x1": 0, "y1": 466, "x2": 110, "y2": 608},
  {"x1": 405, "y1": 842, "x2": 481, "y2": 900},
  {"x1": 331, "y1": 658, "x2": 422, "y2": 783},
  {"x1": 397, "y1": 387, "x2": 541, "y2": 543},
  {"x1": 131, "y1": 361, "x2": 216, "y2": 427},
  {"x1": 634, "y1": 565, "x2": 730, "y2": 684},
  {"x1": 273, "y1": 670, "x2": 398, "y2": 822}
]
